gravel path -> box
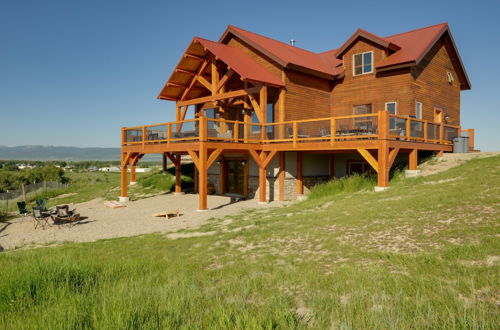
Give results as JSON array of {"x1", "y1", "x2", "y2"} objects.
[
  {"x1": 418, "y1": 152, "x2": 499, "y2": 176},
  {"x1": 0, "y1": 194, "x2": 288, "y2": 250}
]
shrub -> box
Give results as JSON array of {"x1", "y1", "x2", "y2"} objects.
[{"x1": 308, "y1": 174, "x2": 376, "y2": 199}]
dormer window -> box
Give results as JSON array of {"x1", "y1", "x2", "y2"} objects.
[{"x1": 353, "y1": 51, "x2": 373, "y2": 76}]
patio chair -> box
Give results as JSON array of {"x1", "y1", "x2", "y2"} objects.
[
  {"x1": 55, "y1": 205, "x2": 76, "y2": 218},
  {"x1": 32, "y1": 207, "x2": 51, "y2": 229},
  {"x1": 17, "y1": 201, "x2": 28, "y2": 215},
  {"x1": 36, "y1": 199, "x2": 48, "y2": 211},
  {"x1": 53, "y1": 205, "x2": 80, "y2": 227},
  {"x1": 320, "y1": 128, "x2": 331, "y2": 137}
]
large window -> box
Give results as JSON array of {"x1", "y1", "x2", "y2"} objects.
[
  {"x1": 415, "y1": 102, "x2": 423, "y2": 119},
  {"x1": 251, "y1": 103, "x2": 274, "y2": 133},
  {"x1": 386, "y1": 102, "x2": 397, "y2": 129},
  {"x1": 353, "y1": 51, "x2": 373, "y2": 76}
]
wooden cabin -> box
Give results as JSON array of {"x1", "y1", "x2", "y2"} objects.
[{"x1": 120, "y1": 22, "x2": 473, "y2": 210}]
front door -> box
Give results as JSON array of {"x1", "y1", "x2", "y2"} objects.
[{"x1": 225, "y1": 159, "x2": 245, "y2": 195}]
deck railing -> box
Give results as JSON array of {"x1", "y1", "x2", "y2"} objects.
[{"x1": 122, "y1": 112, "x2": 463, "y2": 147}]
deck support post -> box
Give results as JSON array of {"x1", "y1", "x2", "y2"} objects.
[
  {"x1": 249, "y1": 149, "x2": 277, "y2": 204},
  {"x1": 409, "y1": 149, "x2": 418, "y2": 170},
  {"x1": 297, "y1": 152, "x2": 303, "y2": 197},
  {"x1": 198, "y1": 146, "x2": 208, "y2": 211},
  {"x1": 162, "y1": 153, "x2": 168, "y2": 172},
  {"x1": 175, "y1": 154, "x2": 182, "y2": 194},
  {"x1": 120, "y1": 152, "x2": 131, "y2": 202},
  {"x1": 278, "y1": 151, "x2": 285, "y2": 201},
  {"x1": 376, "y1": 111, "x2": 390, "y2": 189},
  {"x1": 130, "y1": 155, "x2": 138, "y2": 185}
]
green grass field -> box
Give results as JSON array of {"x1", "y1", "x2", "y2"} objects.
[{"x1": 0, "y1": 156, "x2": 498, "y2": 328}]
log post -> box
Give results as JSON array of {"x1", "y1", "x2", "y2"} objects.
[
  {"x1": 409, "y1": 149, "x2": 418, "y2": 171},
  {"x1": 259, "y1": 151, "x2": 267, "y2": 203},
  {"x1": 297, "y1": 152, "x2": 303, "y2": 196},
  {"x1": 198, "y1": 146, "x2": 208, "y2": 211},
  {"x1": 120, "y1": 153, "x2": 129, "y2": 202},
  {"x1": 175, "y1": 154, "x2": 182, "y2": 194},
  {"x1": 162, "y1": 153, "x2": 167, "y2": 173},
  {"x1": 377, "y1": 111, "x2": 390, "y2": 190},
  {"x1": 278, "y1": 151, "x2": 285, "y2": 201}
]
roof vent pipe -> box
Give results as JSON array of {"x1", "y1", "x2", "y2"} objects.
[{"x1": 289, "y1": 39, "x2": 296, "y2": 46}]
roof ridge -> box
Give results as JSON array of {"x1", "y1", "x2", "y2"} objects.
[
  {"x1": 384, "y1": 22, "x2": 448, "y2": 38},
  {"x1": 227, "y1": 25, "x2": 321, "y2": 56}
]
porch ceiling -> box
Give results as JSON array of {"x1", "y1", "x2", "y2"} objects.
[{"x1": 158, "y1": 37, "x2": 284, "y2": 102}]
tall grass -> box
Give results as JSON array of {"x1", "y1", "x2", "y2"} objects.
[
  {"x1": 309, "y1": 174, "x2": 375, "y2": 199},
  {"x1": 0, "y1": 156, "x2": 499, "y2": 328},
  {"x1": 138, "y1": 170, "x2": 175, "y2": 191}
]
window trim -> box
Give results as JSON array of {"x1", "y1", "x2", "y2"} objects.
[
  {"x1": 352, "y1": 51, "x2": 374, "y2": 76},
  {"x1": 385, "y1": 101, "x2": 398, "y2": 115},
  {"x1": 415, "y1": 101, "x2": 423, "y2": 120}
]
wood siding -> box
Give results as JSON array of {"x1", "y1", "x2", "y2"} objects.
[
  {"x1": 284, "y1": 69, "x2": 332, "y2": 121},
  {"x1": 330, "y1": 38, "x2": 414, "y2": 117},
  {"x1": 411, "y1": 38, "x2": 461, "y2": 125}
]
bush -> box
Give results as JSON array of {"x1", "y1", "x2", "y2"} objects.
[{"x1": 308, "y1": 174, "x2": 376, "y2": 199}]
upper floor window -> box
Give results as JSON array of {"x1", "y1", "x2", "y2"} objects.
[
  {"x1": 353, "y1": 51, "x2": 373, "y2": 76},
  {"x1": 385, "y1": 102, "x2": 397, "y2": 115},
  {"x1": 415, "y1": 102, "x2": 423, "y2": 119}
]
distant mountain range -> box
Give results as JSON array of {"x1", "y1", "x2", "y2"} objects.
[{"x1": 0, "y1": 145, "x2": 160, "y2": 161}]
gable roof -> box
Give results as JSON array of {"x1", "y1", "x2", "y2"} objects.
[
  {"x1": 219, "y1": 25, "x2": 340, "y2": 79},
  {"x1": 335, "y1": 28, "x2": 401, "y2": 58},
  {"x1": 219, "y1": 23, "x2": 470, "y2": 90},
  {"x1": 158, "y1": 37, "x2": 283, "y2": 101}
]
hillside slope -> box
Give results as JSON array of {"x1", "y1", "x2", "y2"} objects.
[{"x1": 0, "y1": 155, "x2": 499, "y2": 328}]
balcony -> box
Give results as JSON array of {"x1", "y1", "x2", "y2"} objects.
[{"x1": 122, "y1": 112, "x2": 463, "y2": 148}]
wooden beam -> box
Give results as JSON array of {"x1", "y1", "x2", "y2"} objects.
[
  {"x1": 388, "y1": 147, "x2": 400, "y2": 169},
  {"x1": 165, "y1": 152, "x2": 178, "y2": 165},
  {"x1": 175, "y1": 153, "x2": 181, "y2": 193},
  {"x1": 409, "y1": 149, "x2": 418, "y2": 170},
  {"x1": 262, "y1": 150, "x2": 277, "y2": 168},
  {"x1": 211, "y1": 59, "x2": 219, "y2": 95},
  {"x1": 198, "y1": 145, "x2": 208, "y2": 211},
  {"x1": 207, "y1": 148, "x2": 223, "y2": 168},
  {"x1": 377, "y1": 144, "x2": 389, "y2": 187},
  {"x1": 197, "y1": 75, "x2": 212, "y2": 91},
  {"x1": 297, "y1": 152, "x2": 303, "y2": 195},
  {"x1": 248, "y1": 93, "x2": 262, "y2": 123},
  {"x1": 167, "y1": 82, "x2": 186, "y2": 88},
  {"x1": 178, "y1": 86, "x2": 262, "y2": 107},
  {"x1": 187, "y1": 150, "x2": 199, "y2": 169},
  {"x1": 180, "y1": 60, "x2": 209, "y2": 101},
  {"x1": 184, "y1": 53, "x2": 204, "y2": 61},
  {"x1": 279, "y1": 151, "x2": 285, "y2": 201},
  {"x1": 248, "y1": 149, "x2": 263, "y2": 167},
  {"x1": 357, "y1": 148, "x2": 379, "y2": 173},
  {"x1": 175, "y1": 68, "x2": 196, "y2": 76},
  {"x1": 215, "y1": 69, "x2": 234, "y2": 93}
]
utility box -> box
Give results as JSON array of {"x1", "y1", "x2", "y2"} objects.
[{"x1": 453, "y1": 137, "x2": 469, "y2": 153}]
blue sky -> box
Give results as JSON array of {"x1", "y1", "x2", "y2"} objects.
[{"x1": 0, "y1": 0, "x2": 499, "y2": 151}]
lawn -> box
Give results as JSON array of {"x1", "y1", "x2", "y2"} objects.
[{"x1": 0, "y1": 156, "x2": 498, "y2": 328}]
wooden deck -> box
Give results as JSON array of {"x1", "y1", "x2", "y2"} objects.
[{"x1": 120, "y1": 111, "x2": 468, "y2": 210}]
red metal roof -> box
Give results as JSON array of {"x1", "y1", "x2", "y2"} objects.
[
  {"x1": 220, "y1": 23, "x2": 470, "y2": 89},
  {"x1": 194, "y1": 37, "x2": 283, "y2": 87},
  {"x1": 220, "y1": 25, "x2": 338, "y2": 78}
]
